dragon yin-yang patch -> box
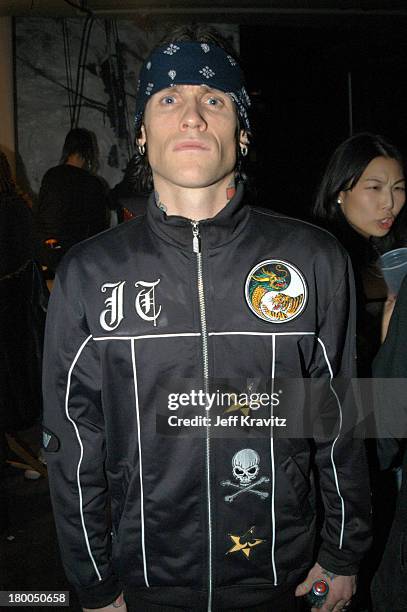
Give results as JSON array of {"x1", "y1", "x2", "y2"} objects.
[{"x1": 245, "y1": 259, "x2": 307, "y2": 323}]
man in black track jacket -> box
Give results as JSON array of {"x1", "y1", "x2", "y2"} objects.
[{"x1": 42, "y1": 25, "x2": 371, "y2": 612}]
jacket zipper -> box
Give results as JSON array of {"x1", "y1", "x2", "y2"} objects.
[{"x1": 191, "y1": 220, "x2": 212, "y2": 612}]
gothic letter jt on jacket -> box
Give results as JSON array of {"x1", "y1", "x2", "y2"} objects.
[{"x1": 42, "y1": 32, "x2": 371, "y2": 612}]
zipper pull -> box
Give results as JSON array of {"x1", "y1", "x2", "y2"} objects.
[{"x1": 191, "y1": 221, "x2": 201, "y2": 254}]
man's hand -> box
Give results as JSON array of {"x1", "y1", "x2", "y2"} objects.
[
  {"x1": 83, "y1": 593, "x2": 127, "y2": 612},
  {"x1": 295, "y1": 562, "x2": 356, "y2": 612}
]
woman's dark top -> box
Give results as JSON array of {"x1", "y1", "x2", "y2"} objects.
[
  {"x1": 370, "y1": 275, "x2": 407, "y2": 611},
  {"x1": 35, "y1": 164, "x2": 109, "y2": 270},
  {"x1": 322, "y1": 213, "x2": 386, "y2": 376}
]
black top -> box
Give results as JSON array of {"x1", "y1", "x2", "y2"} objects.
[
  {"x1": 373, "y1": 275, "x2": 407, "y2": 378},
  {"x1": 0, "y1": 190, "x2": 34, "y2": 279},
  {"x1": 34, "y1": 164, "x2": 109, "y2": 270},
  {"x1": 110, "y1": 178, "x2": 149, "y2": 222},
  {"x1": 0, "y1": 190, "x2": 47, "y2": 432},
  {"x1": 370, "y1": 275, "x2": 407, "y2": 611},
  {"x1": 324, "y1": 213, "x2": 386, "y2": 376}
]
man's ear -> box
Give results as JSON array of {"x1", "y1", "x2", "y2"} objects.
[
  {"x1": 136, "y1": 125, "x2": 147, "y2": 148},
  {"x1": 239, "y1": 129, "x2": 250, "y2": 147}
]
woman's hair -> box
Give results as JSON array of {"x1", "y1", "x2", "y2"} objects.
[
  {"x1": 60, "y1": 128, "x2": 99, "y2": 173},
  {"x1": 313, "y1": 132, "x2": 404, "y2": 222},
  {"x1": 132, "y1": 24, "x2": 249, "y2": 193},
  {"x1": 0, "y1": 151, "x2": 14, "y2": 194}
]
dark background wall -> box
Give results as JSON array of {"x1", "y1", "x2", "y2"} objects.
[{"x1": 241, "y1": 17, "x2": 407, "y2": 218}]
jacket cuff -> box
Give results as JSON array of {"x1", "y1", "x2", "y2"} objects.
[
  {"x1": 75, "y1": 573, "x2": 123, "y2": 609},
  {"x1": 317, "y1": 545, "x2": 361, "y2": 576}
]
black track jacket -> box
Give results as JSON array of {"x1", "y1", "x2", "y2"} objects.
[{"x1": 43, "y1": 184, "x2": 371, "y2": 610}]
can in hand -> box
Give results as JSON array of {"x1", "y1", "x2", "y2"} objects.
[{"x1": 304, "y1": 579, "x2": 329, "y2": 608}]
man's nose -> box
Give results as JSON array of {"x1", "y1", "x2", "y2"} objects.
[{"x1": 180, "y1": 101, "x2": 207, "y2": 130}]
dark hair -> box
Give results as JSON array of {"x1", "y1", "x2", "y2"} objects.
[
  {"x1": 313, "y1": 132, "x2": 404, "y2": 222},
  {"x1": 133, "y1": 24, "x2": 249, "y2": 193},
  {"x1": 0, "y1": 151, "x2": 13, "y2": 194},
  {"x1": 60, "y1": 128, "x2": 99, "y2": 173},
  {"x1": 157, "y1": 24, "x2": 239, "y2": 57}
]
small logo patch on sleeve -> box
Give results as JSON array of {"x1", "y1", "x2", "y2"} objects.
[{"x1": 42, "y1": 428, "x2": 60, "y2": 452}]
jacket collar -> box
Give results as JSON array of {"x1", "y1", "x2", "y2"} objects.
[{"x1": 146, "y1": 182, "x2": 250, "y2": 251}]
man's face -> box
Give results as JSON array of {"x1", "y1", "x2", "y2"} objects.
[{"x1": 138, "y1": 84, "x2": 247, "y2": 192}]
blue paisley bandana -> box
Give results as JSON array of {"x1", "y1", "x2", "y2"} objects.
[{"x1": 135, "y1": 41, "x2": 251, "y2": 132}]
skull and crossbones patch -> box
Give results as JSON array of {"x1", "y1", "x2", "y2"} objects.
[{"x1": 220, "y1": 448, "x2": 269, "y2": 503}]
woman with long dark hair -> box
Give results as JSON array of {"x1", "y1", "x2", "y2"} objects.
[
  {"x1": 314, "y1": 133, "x2": 406, "y2": 609},
  {"x1": 313, "y1": 132, "x2": 406, "y2": 375}
]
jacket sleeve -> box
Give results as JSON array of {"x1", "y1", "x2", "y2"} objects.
[
  {"x1": 310, "y1": 253, "x2": 372, "y2": 575},
  {"x1": 42, "y1": 255, "x2": 122, "y2": 608}
]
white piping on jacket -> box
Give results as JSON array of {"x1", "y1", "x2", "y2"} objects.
[
  {"x1": 64, "y1": 334, "x2": 102, "y2": 581},
  {"x1": 93, "y1": 332, "x2": 201, "y2": 341},
  {"x1": 209, "y1": 331, "x2": 315, "y2": 336},
  {"x1": 270, "y1": 334, "x2": 277, "y2": 585},
  {"x1": 317, "y1": 337, "x2": 345, "y2": 549},
  {"x1": 131, "y1": 339, "x2": 150, "y2": 587},
  {"x1": 93, "y1": 331, "x2": 315, "y2": 342}
]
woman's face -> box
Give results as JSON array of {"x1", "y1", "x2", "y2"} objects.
[{"x1": 339, "y1": 156, "x2": 405, "y2": 238}]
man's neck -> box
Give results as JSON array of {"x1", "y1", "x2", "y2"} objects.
[{"x1": 153, "y1": 175, "x2": 236, "y2": 221}]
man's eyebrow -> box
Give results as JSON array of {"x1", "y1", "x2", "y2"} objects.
[
  {"x1": 157, "y1": 84, "x2": 224, "y2": 94},
  {"x1": 158, "y1": 85, "x2": 180, "y2": 93},
  {"x1": 199, "y1": 85, "x2": 227, "y2": 94}
]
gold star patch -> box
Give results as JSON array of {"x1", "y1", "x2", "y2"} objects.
[
  {"x1": 224, "y1": 402, "x2": 251, "y2": 417},
  {"x1": 226, "y1": 526, "x2": 265, "y2": 559}
]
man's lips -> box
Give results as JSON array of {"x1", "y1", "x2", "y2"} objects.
[{"x1": 173, "y1": 141, "x2": 210, "y2": 151}]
